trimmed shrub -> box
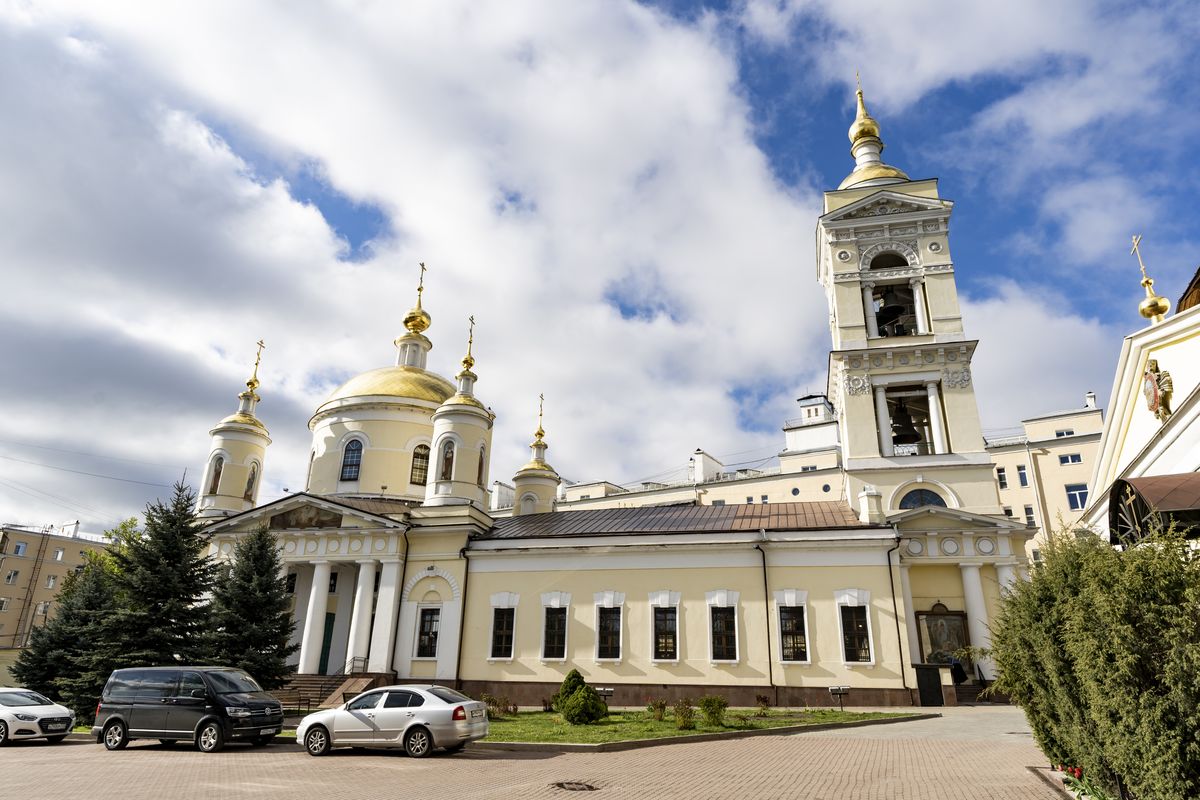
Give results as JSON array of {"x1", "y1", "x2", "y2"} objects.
[
  {"x1": 673, "y1": 698, "x2": 695, "y2": 730},
  {"x1": 561, "y1": 685, "x2": 607, "y2": 725},
  {"x1": 698, "y1": 695, "x2": 728, "y2": 727},
  {"x1": 552, "y1": 669, "x2": 587, "y2": 712}
]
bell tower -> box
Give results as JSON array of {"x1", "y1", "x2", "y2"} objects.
[
  {"x1": 198, "y1": 342, "x2": 271, "y2": 519},
  {"x1": 817, "y1": 82, "x2": 1001, "y2": 515}
]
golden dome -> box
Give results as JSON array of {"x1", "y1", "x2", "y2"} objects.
[
  {"x1": 848, "y1": 86, "x2": 880, "y2": 145},
  {"x1": 838, "y1": 162, "x2": 910, "y2": 190},
  {"x1": 442, "y1": 392, "x2": 488, "y2": 411},
  {"x1": 218, "y1": 412, "x2": 266, "y2": 430},
  {"x1": 517, "y1": 459, "x2": 556, "y2": 473},
  {"x1": 1139, "y1": 290, "x2": 1170, "y2": 321},
  {"x1": 325, "y1": 366, "x2": 455, "y2": 405},
  {"x1": 403, "y1": 301, "x2": 431, "y2": 335}
]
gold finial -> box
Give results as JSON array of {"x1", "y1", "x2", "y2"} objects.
[
  {"x1": 534, "y1": 393, "x2": 546, "y2": 443},
  {"x1": 1132, "y1": 235, "x2": 1170, "y2": 323},
  {"x1": 246, "y1": 339, "x2": 265, "y2": 391},
  {"x1": 403, "y1": 261, "x2": 432, "y2": 334},
  {"x1": 461, "y1": 315, "x2": 476, "y2": 370},
  {"x1": 849, "y1": 72, "x2": 881, "y2": 145}
]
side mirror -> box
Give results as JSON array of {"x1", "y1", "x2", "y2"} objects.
[{"x1": 191, "y1": 689, "x2": 206, "y2": 699}]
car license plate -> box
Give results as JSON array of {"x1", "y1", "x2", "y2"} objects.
[
  {"x1": 45, "y1": 723, "x2": 67, "y2": 731},
  {"x1": 260, "y1": 728, "x2": 276, "y2": 735},
  {"x1": 470, "y1": 709, "x2": 483, "y2": 719}
]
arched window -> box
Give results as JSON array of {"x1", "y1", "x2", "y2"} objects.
[
  {"x1": 520, "y1": 495, "x2": 536, "y2": 515},
  {"x1": 439, "y1": 440, "x2": 455, "y2": 482},
  {"x1": 340, "y1": 439, "x2": 363, "y2": 481},
  {"x1": 870, "y1": 251, "x2": 908, "y2": 269},
  {"x1": 207, "y1": 456, "x2": 224, "y2": 495},
  {"x1": 243, "y1": 463, "x2": 258, "y2": 502},
  {"x1": 410, "y1": 444, "x2": 430, "y2": 486},
  {"x1": 899, "y1": 488, "x2": 946, "y2": 509},
  {"x1": 476, "y1": 445, "x2": 486, "y2": 487}
]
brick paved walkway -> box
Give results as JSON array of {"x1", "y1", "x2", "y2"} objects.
[{"x1": 0, "y1": 706, "x2": 1059, "y2": 799}]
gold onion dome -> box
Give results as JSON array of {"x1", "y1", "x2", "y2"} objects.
[
  {"x1": 402, "y1": 261, "x2": 432, "y2": 334},
  {"x1": 838, "y1": 77, "x2": 909, "y2": 189},
  {"x1": 1132, "y1": 235, "x2": 1170, "y2": 323},
  {"x1": 848, "y1": 84, "x2": 881, "y2": 144}
]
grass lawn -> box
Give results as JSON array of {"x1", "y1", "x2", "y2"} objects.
[{"x1": 485, "y1": 708, "x2": 905, "y2": 744}]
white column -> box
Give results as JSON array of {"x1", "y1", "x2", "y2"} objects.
[
  {"x1": 862, "y1": 282, "x2": 879, "y2": 338},
  {"x1": 910, "y1": 277, "x2": 929, "y2": 334},
  {"x1": 925, "y1": 381, "x2": 948, "y2": 454},
  {"x1": 959, "y1": 564, "x2": 994, "y2": 680},
  {"x1": 996, "y1": 563, "x2": 1018, "y2": 591},
  {"x1": 368, "y1": 559, "x2": 403, "y2": 673},
  {"x1": 298, "y1": 561, "x2": 332, "y2": 674},
  {"x1": 346, "y1": 560, "x2": 377, "y2": 669},
  {"x1": 873, "y1": 386, "x2": 894, "y2": 457},
  {"x1": 899, "y1": 564, "x2": 921, "y2": 665}
]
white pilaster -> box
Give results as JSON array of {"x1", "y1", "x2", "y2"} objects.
[
  {"x1": 298, "y1": 560, "x2": 332, "y2": 674},
  {"x1": 925, "y1": 381, "x2": 948, "y2": 454},
  {"x1": 899, "y1": 564, "x2": 920, "y2": 665},
  {"x1": 368, "y1": 559, "x2": 403, "y2": 673},
  {"x1": 996, "y1": 563, "x2": 1018, "y2": 590},
  {"x1": 910, "y1": 277, "x2": 929, "y2": 334},
  {"x1": 873, "y1": 386, "x2": 894, "y2": 457},
  {"x1": 346, "y1": 560, "x2": 378, "y2": 668},
  {"x1": 862, "y1": 282, "x2": 879, "y2": 338},
  {"x1": 960, "y1": 564, "x2": 994, "y2": 680}
]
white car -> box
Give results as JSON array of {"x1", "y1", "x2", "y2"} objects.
[
  {"x1": 0, "y1": 688, "x2": 75, "y2": 745},
  {"x1": 297, "y1": 684, "x2": 488, "y2": 757}
]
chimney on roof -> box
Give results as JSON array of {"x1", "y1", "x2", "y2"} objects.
[
  {"x1": 857, "y1": 485, "x2": 885, "y2": 524},
  {"x1": 1084, "y1": 391, "x2": 1097, "y2": 409}
]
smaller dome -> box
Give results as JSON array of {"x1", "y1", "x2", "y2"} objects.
[
  {"x1": 217, "y1": 412, "x2": 266, "y2": 430},
  {"x1": 838, "y1": 162, "x2": 910, "y2": 190},
  {"x1": 403, "y1": 303, "x2": 431, "y2": 334},
  {"x1": 848, "y1": 88, "x2": 880, "y2": 145},
  {"x1": 325, "y1": 366, "x2": 455, "y2": 405}
]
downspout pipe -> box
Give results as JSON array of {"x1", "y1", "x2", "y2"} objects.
[
  {"x1": 755, "y1": 529, "x2": 777, "y2": 706},
  {"x1": 455, "y1": 545, "x2": 470, "y2": 692},
  {"x1": 886, "y1": 533, "x2": 913, "y2": 705}
]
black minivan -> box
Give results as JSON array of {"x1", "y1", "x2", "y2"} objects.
[{"x1": 92, "y1": 666, "x2": 284, "y2": 752}]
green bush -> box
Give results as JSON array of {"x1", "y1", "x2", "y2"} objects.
[
  {"x1": 990, "y1": 525, "x2": 1200, "y2": 800},
  {"x1": 551, "y1": 669, "x2": 587, "y2": 712},
  {"x1": 754, "y1": 694, "x2": 770, "y2": 717},
  {"x1": 561, "y1": 685, "x2": 607, "y2": 725},
  {"x1": 673, "y1": 698, "x2": 695, "y2": 730},
  {"x1": 697, "y1": 695, "x2": 728, "y2": 727},
  {"x1": 646, "y1": 698, "x2": 667, "y2": 721}
]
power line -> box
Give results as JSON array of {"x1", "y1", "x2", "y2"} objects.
[
  {"x1": 0, "y1": 473, "x2": 110, "y2": 517},
  {"x1": 0, "y1": 437, "x2": 188, "y2": 470},
  {"x1": 0, "y1": 454, "x2": 173, "y2": 488}
]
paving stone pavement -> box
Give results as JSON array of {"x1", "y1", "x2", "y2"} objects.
[{"x1": 0, "y1": 706, "x2": 1060, "y2": 799}]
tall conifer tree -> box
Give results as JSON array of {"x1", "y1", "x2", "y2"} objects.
[{"x1": 208, "y1": 527, "x2": 298, "y2": 689}]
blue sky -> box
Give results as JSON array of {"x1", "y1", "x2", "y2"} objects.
[{"x1": 0, "y1": 1, "x2": 1196, "y2": 529}]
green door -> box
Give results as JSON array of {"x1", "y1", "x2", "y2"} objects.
[{"x1": 317, "y1": 612, "x2": 336, "y2": 675}]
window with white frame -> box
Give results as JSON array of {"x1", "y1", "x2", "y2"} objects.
[
  {"x1": 835, "y1": 588, "x2": 874, "y2": 664},
  {"x1": 1066, "y1": 484, "x2": 1089, "y2": 511},
  {"x1": 45, "y1": 575, "x2": 57, "y2": 589},
  {"x1": 996, "y1": 467, "x2": 1008, "y2": 489},
  {"x1": 540, "y1": 592, "x2": 570, "y2": 661},
  {"x1": 415, "y1": 607, "x2": 440, "y2": 658},
  {"x1": 36, "y1": 601, "x2": 50, "y2": 616},
  {"x1": 340, "y1": 439, "x2": 363, "y2": 481},
  {"x1": 0, "y1": 598, "x2": 9, "y2": 612},
  {"x1": 4, "y1": 570, "x2": 17, "y2": 585},
  {"x1": 594, "y1": 591, "x2": 624, "y2": 661},
  {"x1": 774, "y1": 589, "x2": 809, "y2": 663},
  {"x1": 1017, "y1": 465, "x2": 1028, "y2": 487},
  {"x1": 13, "y1": 541, "x2": 26, "y2": 557},
  {"x1": 1059, "y1": 453, "x2": 1082, "y2": 465},
  {"x1": 705, "y1": 590, "x2": 740, "y2": 663},
  {"x1": 1055, "y1": 429, "x2": 1074, "y2": 438},
  {"x1": 489, "y1": 592, "x2": 519, "y2": 660},
  {"x1": 1024, "y1": 505, "x2": 1036, "y2": 526},
  {"x1": 53, "y1": 548, "x2": 64, "y2": 561},
  {"x1": 648, "y1": 591, "x2": 680, "y2": 662}
]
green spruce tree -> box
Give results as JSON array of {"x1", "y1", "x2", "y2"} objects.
[
  {"x1": 104, "y1": 483, "x2": 215, "y2": 666},
  {"x1": 208, "y1": 527, "x2": 298, "y2": 689}
]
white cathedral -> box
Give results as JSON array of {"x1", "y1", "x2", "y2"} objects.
[{"x1": 194, "y1": 87, "x2": 1036, "y2": 708}]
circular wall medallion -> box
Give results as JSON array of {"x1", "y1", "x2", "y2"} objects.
[
  {"x1": 850, "y1": 358, "x2": 862, "y2": 369},
  {"x1": 373, "y1": 538, "x2": 386, "y2": 552},
  {"x1": 837, "y1": 250, "x2": 851, "y2": 262},
  {"x1": 940, "y1": 538, "x2": 960, "y2": 556},
  {"x1": 899, "y1": 355, "x2": 910, "y2": 365},
  {"x1": 350, "y1": 538, "x2": 362, "y2": 553},
  {"x1": 328, "y1": 539, "x2": 340, "y2": 553},
  {"x1": 304, "y1": 540, "x2": 318, "y2": 555},
  {"x1": 976, "y1": 537, "x2": 996, "y2": 555},
  {"x1": 872, "y1": 356, "x2": 883, "y2": 367},
  {"x1": 947, "y1": 351, "x2": 958, "y2": 362},
  {"x1": 906, "y1": 539, "x2": 924, "y2": 556},
  {"x1": 928, "y1": 241, "x2": 942, "y2": 252},
  {"x1": 284, "y1": 541, "x2": 297, "y2": 554},
  {"x1": 923, "y1": 353, "x2": 935, "y2": 363}
]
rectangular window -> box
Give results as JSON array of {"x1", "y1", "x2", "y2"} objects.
[
  {"x1": 800, "y1": 465, "x2": 817, "y2": 472},
  {"x1": 542, "y1": 607, "x2": 567, "y2": 660},
  {"x1": 653, "y1": 607, "x2": 677, "y2": 661},
  {"x1": 711, "y1": 499, "x2": 726, "y2": 507},
  {"x1": 1066, "y1": 484, "x2": 1089, "y2": 511},
  {"x1": 13, "y1": 542, "x2": 26, "y2": 557},
  {"x1": 1024, "y1": 505, "x2": 1036, "y2": 526},
  {"x1": 416, "y1": 607, "x2": 440, "y2": 658},
  {"x1": 597, "y1": 607, "x2": 621, "y2": 660},
  {"x1": 1059, "y1": 453, "x2": 1082, "y2": 465},
  {"x1": 3, "y1": 570, "x2": 17, "y2": 585},
  {"x1": 779, "y1": 606, "x2": 808, "y2": 662},
  {"x1": 1017, "y1": 465, "x2": 1028, "y2": 487},
  {"x1": 328, "y1": 572, "x2": 338, "y2": 594},
  {"x1": 45, "y1": 575, "x2": 56, "y2": 589},
  {"x1": 840, "y1": 606, "x2": 871, "y2": 663},
  {"x1": 745, "y1": 496, "x2": 754, "y2": 504},
  {"x1": 710, "y1": 606, "x2": 737, "y2": 661},
  {"x1": 761, "y1": 495, "x2": 769, "y2": 504},
  {"x1": 490, "y1": 608, "x2": 515, "y2": 659},
  {"x1": 53, "y1": 548, "x2": 64, "y2": 561},
  {"x1": 285, "y1": 573, "x2": 297, "y2": 594},
  {"x1": 36, "y1": 601, "x2": 50, "y2": 616},
  {"x1": 0, "y1": 598, "x2": 9, "y2": 612},
  {"x1": 1002, "y1": 507, "x2": 1013, "y2": 517},
  {"x1": 1055, "y1": 429, "x2": 1074, "y2": 438},
  {"x1": 996, "y1": 467, "x2": 1008, "y2": 490}
]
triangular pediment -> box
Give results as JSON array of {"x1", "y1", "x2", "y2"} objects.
[
  {"x1": 201, "y1": 492, "x2": 408, "y2": 535},
  {"x1": 822, "y1": 191, "x2": 950, "y2": 224},
  {"x1": 887, "y1": 505, "x2": 1027, "y2": 532}
]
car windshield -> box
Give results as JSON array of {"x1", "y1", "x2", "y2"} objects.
[
  {"x1": 0, "y1": 690, "x2": 52, "y2": 707},
  {"x1": 427, "y1": 687, "x2": 471, "y2": 704},
  {"x1": 205, "y1": 670, "x2": 263, "y2": 694}
]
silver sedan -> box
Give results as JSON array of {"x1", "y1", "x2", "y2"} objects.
[{"x1": 297, "y1": 685, "x2": 488, "y2": 757}]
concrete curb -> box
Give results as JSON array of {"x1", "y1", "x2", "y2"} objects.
[{"x1": 473, "y1": 712, "x2": 941, "y2": 753}]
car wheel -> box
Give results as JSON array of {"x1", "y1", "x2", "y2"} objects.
[
  {"x1": 46, "y1": 735, "x2": 68, "y2": 743},
  {"x1": 304, "y1": 726, "x2": 331, "y2": 757},
  {"x1": 0, "y1": 720, "x2": 9, "y2": 746},
  {"x1": 196, "y1": 721, "x2": 224, "y2": 753},
  {"x1": 404, "y1": 726, "x2": 433, "y2": 758},
  {"x1": 103, "y1": 720, "x2": 129, "y2": 751}
]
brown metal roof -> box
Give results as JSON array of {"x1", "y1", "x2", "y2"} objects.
[
  {"x1": 481, "y1": 501, "x2": 870, "y2": 539},
  {"x1": 1123, "y1": 473, "x2": 1200, "y2": 512},
  {"x1": 331, "y1": 496, "x2": 417, "y2": 517}
]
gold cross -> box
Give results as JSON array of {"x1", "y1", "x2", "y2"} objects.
[
  {"x1": 538, "y1": 393, "x2": 544, "y2": 425},
  {"x1": 250, "y1": 339, "x2": 266, "y2": 384},
  {"x1": 467, "y1": 314, "x2": 475, "y2": 351},
  {"x1": 1131, "y1": 235, "x2": 1149, "y2": 280},
  {"x1": 417, "y1": 261, "x2": 427, "y2": 295}
]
